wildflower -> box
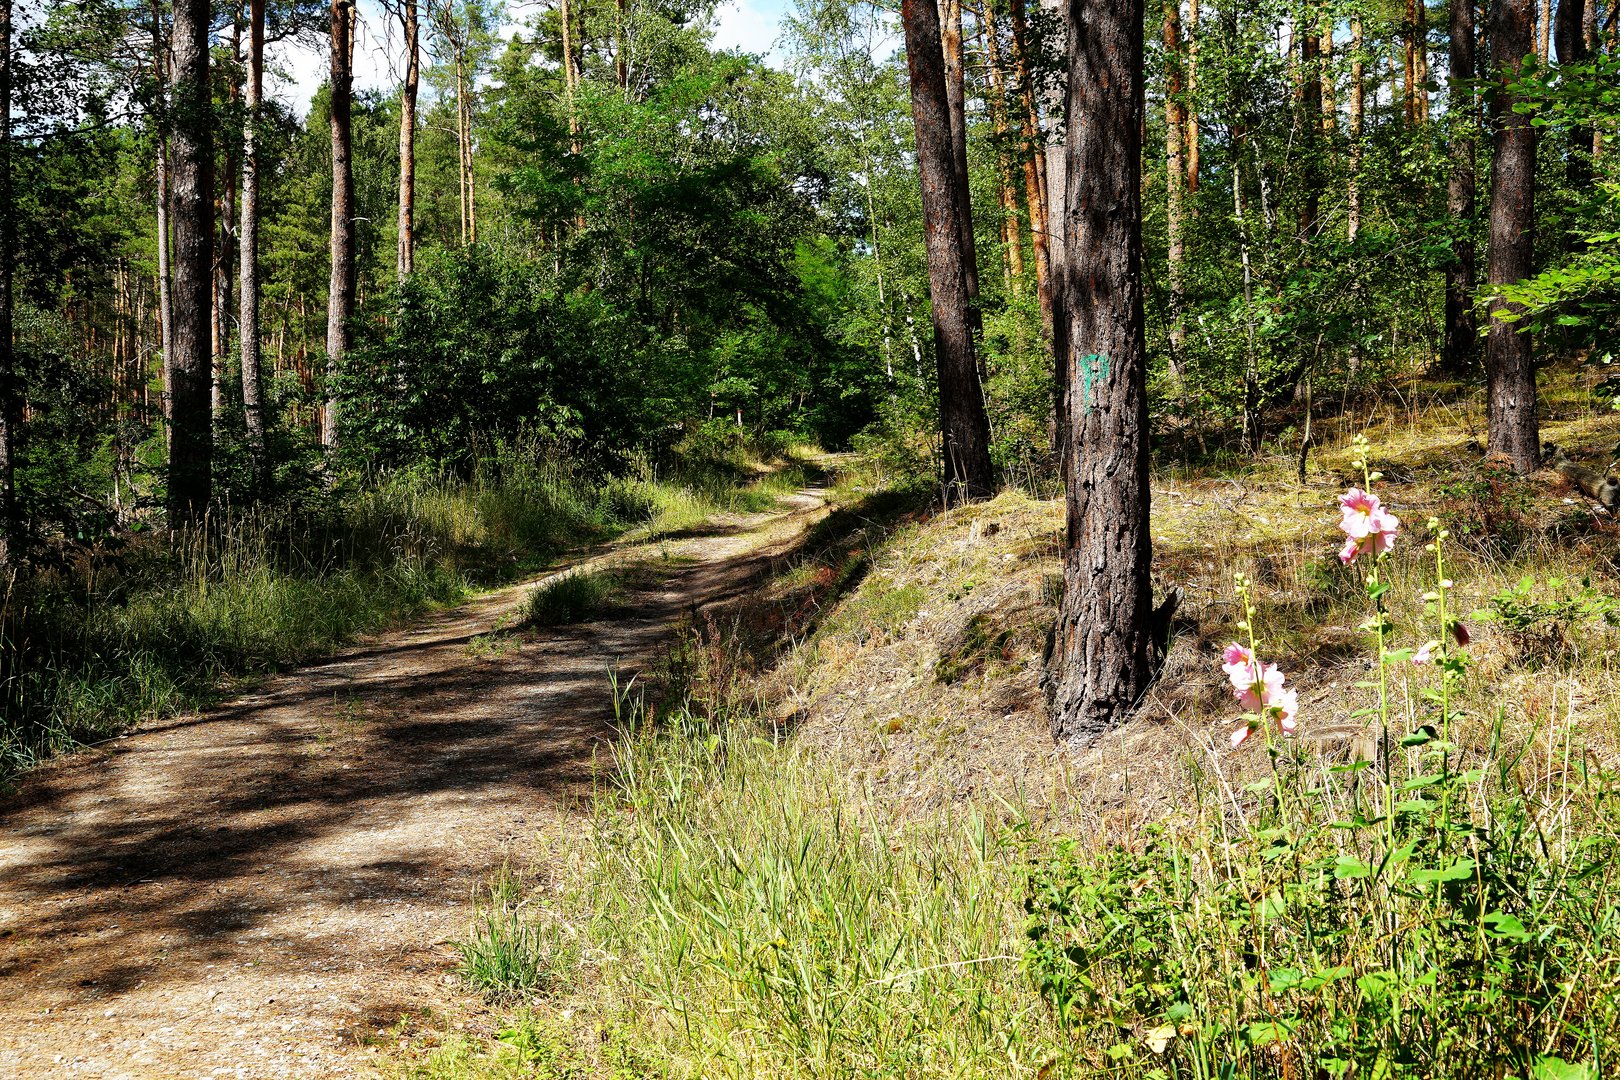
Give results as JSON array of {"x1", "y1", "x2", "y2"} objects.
[
  {"x1": 1221, "y1": 642, "x2": 1298, "y2": 748},
  {"x1": 1413, "y1": 640, "x2": 1438, "y2": 665},
  {"x1": 1337, "y1": 488, "x2": 1400, "y2": 564}
]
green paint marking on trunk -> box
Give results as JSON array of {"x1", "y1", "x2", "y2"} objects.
[{"x1": 1080, "y1": 353, "x2": 1111, "y2": 413}]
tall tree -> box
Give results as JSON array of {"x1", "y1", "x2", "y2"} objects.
[
  {"x1": 1008, "y1": 0, "x2": 1052, "y2": 335},
  {"x1": 0, "y1": 0, "x2": 14, "y2": 562},
  {"x1": 1485, "y1": 0, "x2": 1540, "y2": 474},
  {"x1": 1298, "y1": 13, "x2": 1320, "y2": 237},
  {"x1": 1046, "y1": 0, "x2": 1153, "y2": 745},
  {"x1": 939, "y1": 0, "x2": 980, "y2": 321},
  {"x1": 168, "y1": 0, "x2": 214, "y2": 521},
  {"x1": 1184, "y1": 0, "x2": 1198, "y2": 192},
  {"x1": 150, "y1": 0, "x2": 174, "y2": 415},
  {"x1": 398, "y1": 0, "x2": 419, "y2": 276},
  {"x1": 980, "y1": 8, "x2": 1023, "y2": 287},
  {"x1": 1554, "y1": 0, "x2": 1590, "y2": 208},
  {"x1": 900, "y1": 0, "x2": 994, "y2": 500},
  {"x1": 1443, "y1": 0, "x2": 1477, "y2": 371},
  {"x1": 325, "y1": 0, "x2": 356, "y2": 450},
  {"x1": 240, "y1": 0, "x2": 268, "y2": 483},
  {"x1": 1347, "y1": 13, "x2": 1363, "y2": 240}
]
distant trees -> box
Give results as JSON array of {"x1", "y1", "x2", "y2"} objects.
[
  {"x1": 1485, "y1": 0, "x2": 1540, "y2": 475},
  {"x1": 1443, "y1": 0, "x2": 1477, "y2": 373},
  {"x1": 1046, "y1": 0, "x2": 1153, "y2": 745}
]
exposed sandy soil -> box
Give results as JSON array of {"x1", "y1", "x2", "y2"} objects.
[{"x1": 0, "y1": 485, "x2": 831, "y2": 1079}]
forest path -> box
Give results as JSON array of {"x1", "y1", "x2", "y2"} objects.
[{"x1": 0, "y1": 478, "x2": 833, "y2": 1079}]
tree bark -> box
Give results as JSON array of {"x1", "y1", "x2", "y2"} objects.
[
  {"x1": 150, "y1": 0, "x2": 174, "y2": 419},
  {"x1": 1047, "y1": 0, "x2": 1153, "y2": 746},
  {"x1": 1163, "y1": 0, "x2": 1187, "y2": 365},
  {"x1": 168, "y1": 0, "x2": 214, "y2": 523},
  {"x1": 1185, "y1": 0, "x2": 1199, "y2": 192},
  {"x1": 215, "y1": 12, "x2": 242, "y2": 419},
  {"x1": 1554, "y1": 0, "x2": 1589, "y2": 212},
  {"x1": 940, "y1": 0, "x2": 981, "y2": 321},
  {"x1": 981, "y1": 8, "x2": 1023, "y2": 287},
  {"x1": 1319, "y1": 11, "x2": 1336, "y2": 136},
  {"x1": 325, "y1": 0, "x2": 356, "y2": 450},
  {"x1": 0, "y1": 0, "x2": 16, "y2": 562},
  {"x1": 240, "y1": 0, "x2": 268, "y2": 485},
  {"x1": 1486, "y1": 0, "x2": 1539, "y2": 475},
  {"x1": 398, "y1": 0, "x2": 418, "y2": 277},
  {"x1": 1443, "y1": 0, "x2": 1477, "y2": 372},
  {"x1": 1537, "y1": 0, "x2": 1552, "y2": 61},
  {"x1": 900, "y1": 0, "x2": 995, "y2": 501}
]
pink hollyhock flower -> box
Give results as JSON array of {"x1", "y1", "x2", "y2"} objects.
[
  {"x1": 1273, "y1": 687, "x2": 1298, "y2": 735},
  {"x1": 1337, "y1": 488, "x2": 1399, "y2": 564},
  {"x1": 1221, "y1": 644, "x2": 1299, "y2": 748},
  {"x1": 1231, "y1": 721, "x2": 1256, "y2": 750},
  {"x1": 1412, "y1": 641, "x2": 1437, "y2": 665}
]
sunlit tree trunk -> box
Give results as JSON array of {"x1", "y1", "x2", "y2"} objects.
[
  {"x1": 398, "y1": 0, "x2": 418, "y2": 277},
  {"x1": 1348, "y1": 15, "x2": 1363, "y2": 241},
  {"x1": 1299, "y1": 16, "x2": 1320, "y2": 238},
  {"x1": 900, "y1": 0, "x2": 994, "y2": 501},
  {"x1": 1009, "y1": 0, "x2": 1052, "y2": 335},
  {"x1": 168, "y1": 0, "x2": 214, "y2": 522},
  {"x1": 1486, "y1": 0, "x2": 1539, "y2": 475},
  {"x1": 240, "y1": 0, "x2": 268, "y2": 485},
  {"x1": 1443, "y1": 0, "x2": 1477, "y2": 372},
  {"x1": 981, "y1": 8, "x2": 1024, "y2": 288},
  {"x1": 1047, "y1": 0, "x2": 1153, "y2": 746},
  {"x1": 1537, "y1": 0, "x2": 1551, "y2": 61},
  {"x1": 1319, "y1": 10, "x2": 1336, "y2": 137},
  {"x1": 1185, "y1": 0, "x2": 1199, "y2": 192},
  {"x1": 325, "y1": 0, "x2": 356, "y2": 450},
  {"x1": 150, "y1": 0, "x2": 174, "y2": 417},
  {"x1": 215, "y1": 11, "x2": 242, "y2": 419}
]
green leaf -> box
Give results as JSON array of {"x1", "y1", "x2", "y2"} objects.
[
  {"x1": 1482, "y1": 911, "x2": 1532, "y2": 942},
  {"x1": 1411, "y1": 857, "x2": 1477, "y2": 884},
  {"x1": 1333, "y1": 855, "x2": 1371, "y2": 879}
]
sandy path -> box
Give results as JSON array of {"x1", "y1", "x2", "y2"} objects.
[{"x1": 0, "y1": 485, "x2": 829, "y2": 1079}]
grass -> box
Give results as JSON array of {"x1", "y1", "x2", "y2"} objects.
[
  {"x1": 391, "y1": 367, "x2": 1620, "y2": 1078},
  {"x1": 523, "y1": 570, "x2": 623, "y2": 626}
]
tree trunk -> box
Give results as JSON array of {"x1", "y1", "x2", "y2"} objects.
[
  {"x1": 1486, "y1": 0, "x2": 1539, "y2": 475},
  {"x1": 325, "y1": 0, "x2": 356, "y2": 451},
  {"x1": 1319, "y1": 12, "x2": 1336, "y2": 136},
  {"x1": 215, "y1": 12, "x2": 242, "y2": 420},
  {"x1": 1443, "y1": 0, "x2": 1477, "y2": 372},
  {"x1": 939, "y1": 0, "x2": 981, "y2": 321},
  {"x1": 150, "y1": 0, "x2": 174, "y2": 419},
  {"x1": 1163, "y1": 0, "x2": 1187, "y2": 366},
  {"x1": 1009, "y1": 0, "x2": 1052, "y2": 335},
  {"x1": 168, "y1": 0, "x2": 213, "y2": 523},
  {"x1": 1047, "y1": 0, "x2": 1153, "y2": 747},
  {"x1": 1040, "y1": 0, "x2": 1068, "y2": 455},
  {"x1": 1537, "y1": 0, "x2": 1552, "y2": 61},
  {"x1": 398, "y1": 0, "x2": 418, "y2": 277},
  {"x1": 1185, "y1": 0, "x2": 1199, "y2": 192},
  {"x1": 1554, "y1": 0, "x2": 1589, "y2": 216},
  {"x1": 0, "y1": 0, "x2": 15, "y2": 563},
  {"x1": 981, "y1": 8, "x2": 1024, "y2": 287},
  {"x1": 900, "y1": 0, "x2": 995, "y2": 501},
  {"x1": 240, "y1": 0, "x2": 268, "y2": 486}
]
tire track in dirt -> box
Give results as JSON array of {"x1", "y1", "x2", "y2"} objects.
[{"x1": 0, "y1": 485, "x2": 830, "y2": 1079}]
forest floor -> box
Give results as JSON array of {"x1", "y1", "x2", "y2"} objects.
[{"x1": 0, "y1": 473, "x2": 835, "y2": 1079}]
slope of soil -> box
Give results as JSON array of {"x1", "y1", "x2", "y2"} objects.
[{"x1": 0, "y1": 485, "x2": 830, "y2": 1079}]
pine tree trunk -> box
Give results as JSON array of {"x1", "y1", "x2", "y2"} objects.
[
  {"x1": 1554, "y1": 0, "x2": 1589, "y2": 217},
  {"x1": 1185, "y1": 0, "x2": 1199, "y2": 192},
  {"x1": 150, "y1": 0, "x2": 174, "y2": 418},
  {"x1": 1008, "y1": 0, "x2": 1052, "y2": 337},
  {"x1": 0, "y1": 0, "x2": 15, "y2": 563},
  {"x1": 981, "y1": 9, "x2": 1024, "y2": 287},
  {"x1": 324, "y1": 0, "x2": 356, "y2": 450},
  {"x1": 939, "y1": 0, "x2": 981, "y2": 320},
  {"x1": 1537, "y1": 0, "x2": 1552, "y2": 61},
  {"x1": 1443, "y1": 0, "x2": 1477, "y2": 372},
  {"x1": 900, "y1": 0, "x2": 995, "y2": 501},
  {"x1": 1485, "y1": 0, "x2": 1539, "y2": 475},
  {"x1": 1047, "y1": 0, "x2": 1153, "y2": 747},
  {"x1": 1163, "y1": 0, "x2": 1187, "y2": 366},
  {"x1": 215, "y1": 12, "x2": 242, "y2": 420},
  {"x1": 240, "y1": 0, "x2": 268, "y2": 486},
  {"x1": 398, "y1": 0, "x2": 418, "y2": 277},
  {"x1": 1319, "y1": 12, "x2": 1336, "y2": 136},
  {"x1": 1299, "y1": 20, "x2": 1320, "y2": 238},
  {"x1": 168, "y1": 0, "x2": 213, "y2": 523}
]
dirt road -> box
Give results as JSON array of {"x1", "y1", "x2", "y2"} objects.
[{"x1": 0, "y1": 485, "x2": 829, "y2": 1078}]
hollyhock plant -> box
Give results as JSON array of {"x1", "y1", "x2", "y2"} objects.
[
  {"x1": 1338, "y1": 488, "x2": 1400, "y2": 564},
  {"x1": 1221, "y1": 624, "x2": 1299, "y2": 749}
]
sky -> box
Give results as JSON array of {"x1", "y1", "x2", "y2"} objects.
[{"x1": 266, "y1": 0, "x2": 794, "y2": 116}]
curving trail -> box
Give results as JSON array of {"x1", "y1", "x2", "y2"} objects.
[{"x1": 0, "y1": 484, "x2": 829, "y2": 1079}]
